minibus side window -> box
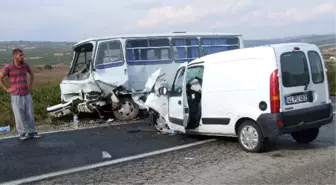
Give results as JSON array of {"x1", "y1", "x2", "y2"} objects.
[
  {"x1": 126, "y1": 38, "x2": 172, "y2": 65},
  {"x1": 172, "y1": 38, "x2": 199, "y2": 63},
  {"x1": 96, "y1": 41, "x2": 123, "y2": 69},
  {"x1": 307, "y1": 51, "x2": 324, "y2": 84}
]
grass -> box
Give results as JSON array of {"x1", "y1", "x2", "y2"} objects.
[
  {"x1": 0, "y1": 84, "x2": 61, "y2": 127},
  {"x1": 0, "y1": 65, "x2": 67, "y2": 127}
]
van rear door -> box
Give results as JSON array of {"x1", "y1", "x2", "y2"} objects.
[{"x1": 275, "y1": 44, "x2": 329, "y2": 113}]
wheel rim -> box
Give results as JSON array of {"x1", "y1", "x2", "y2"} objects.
[
  {"x1": 118, "y1": 101, "x2": 135, "y2": 117},
  {"x1": 240, "y1": 125, "x2": 259, "y2": 150}
]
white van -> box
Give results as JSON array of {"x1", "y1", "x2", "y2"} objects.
[{"x1": 145, "y1": 43, "x2": 334, "y2": 153}]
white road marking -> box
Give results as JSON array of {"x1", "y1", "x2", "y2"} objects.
[
  {"x1": 102, "y1": 151, "x2": 112, "y2": 159},
  {"x1": 333, "y1": 111, "x2": 336, "y2": 114},
  {"x1": 0, "y1": 120, "x2": 142, "y2": 140},
  {"x1": 1, "y1": 138, "x2": 217, "y2": 185}
]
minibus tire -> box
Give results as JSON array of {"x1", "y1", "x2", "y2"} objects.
[
  {"x1": 113, "y1": 97, "x2": 139, "y2": 121},
  {"x1": 237, "y1": 120, "x2": 266, "y2": 153},
  {"x1": 290, "y1": 127, "x2": 319, "y2": 144}
]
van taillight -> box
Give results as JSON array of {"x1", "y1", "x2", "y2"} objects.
[{"x1": 270, "y1": 69, "x2": 280, "y2": 113}]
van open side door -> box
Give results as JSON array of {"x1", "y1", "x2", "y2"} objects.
[
  {"x1": 167, "y1": 66, "x2": 187, "y2": 133},
  {"x1": 182, "y1": 65, "x2": 190, "y2": 128}
]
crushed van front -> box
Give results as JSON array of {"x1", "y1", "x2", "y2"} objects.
[{"x1": 140, "y1": 69, "x2": 171, "y2": 132}]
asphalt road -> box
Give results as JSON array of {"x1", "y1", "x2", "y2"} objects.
[
  {"x1": 25, "y1": 120, "x2": 336, "y2": 185},
  {"x1": 0, "y1": 101, "x2": 335, "y2": 185},
  {"x1": 0, "y1": 122, "x2": 208, "y2": 184}
]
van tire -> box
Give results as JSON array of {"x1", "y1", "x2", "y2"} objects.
[
  {"x1": 237, "y1": 120, "x2": 266, "y2": 153},
  {"x1": 113, "y1": 97, "x2": 139, "y2": 121},
  {"x1": 148, "y1": 109, "x2": 160, "y2": 130},
  {"x1": 290, "y1": 127, "x2": 319, "y2": 144}
]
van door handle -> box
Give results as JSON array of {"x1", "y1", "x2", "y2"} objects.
[
  {"x1": 124, "y1": 69, "x2": 127, "y2": 75},
  {"x1": 178, "y1": 100, "x2": 181, "y2": 105}
]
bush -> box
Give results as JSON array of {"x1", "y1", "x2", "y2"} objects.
[
  {"x1": 326, "y1": 63, "x2": 336, "y2": 96},
  {"x1": 0, "y1": 84, "x2": 61, "y2": 127},
  {"x1": 44, "y1": 64, "x2": 53, "y2": 70}
]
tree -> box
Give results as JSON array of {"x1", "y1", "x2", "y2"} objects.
[{"x1": 326, "y1": 63, "x2": 335, "y2": 96}]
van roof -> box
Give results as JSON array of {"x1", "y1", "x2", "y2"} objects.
[
  {"x1": 188, "y1": 42, "x2": 317, "y2": 66},
  {"x1": 74, "y1": 32, "x2": 242, "y2": 48},
  {"x1": 267, "y1": 42, "x2": 316, "y2": 49}
]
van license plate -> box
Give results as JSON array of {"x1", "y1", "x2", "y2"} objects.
[{"x1": 285, "y1": 94, "x2": 308, "y2": 105}]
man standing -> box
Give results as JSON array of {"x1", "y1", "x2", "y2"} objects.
[{"x1": 0, "y1": 48, "x2": 41, "y2": 140}]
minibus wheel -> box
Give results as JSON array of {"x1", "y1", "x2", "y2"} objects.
[
  {"x1": 290, "y1": 127, "x2": 319, "y2": 144},
  {"x1": 113, "y1": 97, "x2": 139, "y2": 121},
  {"x1": 238, "y1": 120, "x2": 266, "y2": 153}
]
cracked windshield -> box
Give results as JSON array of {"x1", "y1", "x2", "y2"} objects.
[{"x1": 0, "y1": 0, "x2": 335, "y2": 184}]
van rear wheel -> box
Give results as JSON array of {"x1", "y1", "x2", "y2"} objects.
[
  {"x1": 291, "y1": 127, "x2": 319, "y2": 144},
  {"x1": 238, "y1": 120, "x2": 266, "y2": 153}
]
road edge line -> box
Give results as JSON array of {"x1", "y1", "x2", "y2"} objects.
[
  {"x1": 0, "y1": 120, "x2": 142, "y2": 140},
  {"x1": 1, "y1": 138, "x2": 217, "y2": 185}
]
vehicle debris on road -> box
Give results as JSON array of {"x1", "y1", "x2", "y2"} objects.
[
  {"x1": 0, "y1": 125, "x2": 10, "y2": 132},
  {"x1": 127, "y1": 127, "x2": 176, "y2": 135},
  {"x1": 102, "y1": 151, "x2": 112, "y2": 159}
]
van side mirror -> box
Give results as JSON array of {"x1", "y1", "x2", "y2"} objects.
[{"x1": 158, "y1": 87, "x2": 168, "y2": 95}]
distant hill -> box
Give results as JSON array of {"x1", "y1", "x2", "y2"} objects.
[
  {"x1": 0, "y1": 33, "x2": 335, "y2": 65},
  {"x1": 0, "y1": 41, "x2": 75, "y2": 65},
  {"x1": 244, "y1": 34, "x2": 336, "y2": 48},
  {"x1": 244, "y1": 34, "x2": 336, "y2": 62}
]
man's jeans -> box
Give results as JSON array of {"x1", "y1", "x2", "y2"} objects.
[{"x1": 11, "y1": 94, "x2": 36, "y2": 135}]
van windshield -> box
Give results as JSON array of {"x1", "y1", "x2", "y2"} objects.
[{"x1": 280, "y1": 51, "x2": 309, "y2": 88}]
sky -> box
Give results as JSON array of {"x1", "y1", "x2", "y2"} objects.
[{"x1": 0, "y1": 0, "x2": 335, "y2": 41}]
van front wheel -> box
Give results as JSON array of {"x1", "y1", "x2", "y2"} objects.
[
  {"x1": 238, "y1": 121, "x2": 266, "y2": 153},
  {"x1": 291, "y1": 128, "x2": 319, "y2": 144}
]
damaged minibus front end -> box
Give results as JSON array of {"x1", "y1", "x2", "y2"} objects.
[{"x1": 46, "y1": 40, "x2": 163, "y2": 121}]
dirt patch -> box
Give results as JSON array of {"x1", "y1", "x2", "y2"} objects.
[
  {"x1": 31, "y1": 64, "x2": 68, "y2": 85},
  {"x1": 322, "y1": 46, "x2": 336, "y2": 62}
]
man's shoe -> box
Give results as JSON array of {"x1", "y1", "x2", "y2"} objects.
[
  {"x1": 28, "y1": 132, "x2": 41, "y2": 139},
  {"x1": 19, "y1": 134, "x2": 29, "y2": 140}
]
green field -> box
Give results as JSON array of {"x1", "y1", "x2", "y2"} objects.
[
  {"x1": 0, "y1": 41, "x2": 74, "y2": 65},
  {"x1": 0, "y1": 84, "x2": 61, "y2": 127}
]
